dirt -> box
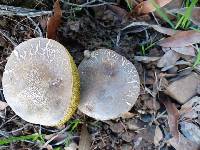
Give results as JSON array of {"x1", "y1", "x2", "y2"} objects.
[{"x1": 0, "y1": 0, "x2": 200, "y2": 150}]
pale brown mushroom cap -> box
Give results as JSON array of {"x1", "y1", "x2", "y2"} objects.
[
  {"x1": 2, "y1": 38, "x2": 79, "y2": 126},
  {"x1": 78, "y1": 49, "x2": 140, "y2": 120}
]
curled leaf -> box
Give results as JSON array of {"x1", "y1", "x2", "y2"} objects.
[{"x1": 47, "y1": 0, "x2": 62, "y2": 39}]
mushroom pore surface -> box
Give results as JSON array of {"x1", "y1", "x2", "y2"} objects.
[
  {"x1": 78, "y1": 49, "x2": 140, "y2": 120},
  {"x1": 2, "y1": 38, "x2": 80, "y2": 126}
]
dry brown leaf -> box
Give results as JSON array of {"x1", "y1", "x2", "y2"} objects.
[
  {"x1": 47, "y1": 0, "x2": 62, "y2": 39},
  {"x1": 164, "y1": 0, "x2": 183, "y2": 10},
  {"x1": 162, "y1": 99, "x2": 180, "y2": 143},
  {"x1": 157, "y1": 50, "x2": 180, "y2": 68},
  {"x1": 121, "y1": 21, "x2": 178, "y2": 36},
  {"x1": 151, "y1": 25, "x2": 178, "y2": 35},
  {"x1": 107, "y1": 5, "x2": 128, "y2": 22},
  {"x1": 158, "y1": 30, "x2": 200, "y2": 47},
  {"x1": 171, "y1": 46, "x2": 195, "y2": 56},
  {"x1": 79, "y1": 124, "x2": 91, "y2": 150},
  {"x1": 134, "y1": 0, "x2": 172, "y2": 15},
  {"x1": 0, "y1": 101, "x2": 8, "y2": 110}
]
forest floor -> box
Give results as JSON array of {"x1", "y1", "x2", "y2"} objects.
[{"x1": 0, "y1": 0, "x2": 200, "y2": 150}]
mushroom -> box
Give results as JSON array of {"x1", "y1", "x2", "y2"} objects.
[
  {"x1": 78, "y1": 49, "x2": 140, "y2": 120},
  {"x1": 2, "y1": 38, "x2": 80, "y2": 126}
]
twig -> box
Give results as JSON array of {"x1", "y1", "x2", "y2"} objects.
[
  {"x1": 0, "y1": 115, "x2": 17, "y2": 128},
  {"x1": 62, "y1": 0, "x2": 116, "y2": 8},
  {"x1": 42, "y1": 125, "x2": 70, "y2": 148},
  {"x1": 27, "y1": 17, "x2": 43, "y2": 37},
  {"x1": 0, "y1": 5, "x2": 51, "y2": 17},
  {"x1": 0, "y1": 29, "x2": 17, "y2": 46},
  {"x1": 151, "y1": 12, "x2": 160, "y2": 25}
]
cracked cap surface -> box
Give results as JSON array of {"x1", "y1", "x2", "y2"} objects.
[{"x1": 2, "y1": 38, "x2": 79, "y2": 126}]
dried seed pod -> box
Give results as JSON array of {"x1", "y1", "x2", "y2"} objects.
[
  {"x1": 78, "y1": 49, "x2": 140, "y2": 120},
  {"x1": 2, "y1": 38, "x2": 80, "y2": 126}
]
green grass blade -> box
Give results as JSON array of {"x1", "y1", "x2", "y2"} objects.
[
  {"x1": 125, "y1": 0, "x2": 132, "y2": 11},
  {"x1": 149, "y1": 0, "x2": 175, "y2": 29},
  {"x1": 0, "y1": 133, "x2": 42, "y2": 145},
  {"x1": 176, "y1": 0, "x2": 198, "y2": 29}
]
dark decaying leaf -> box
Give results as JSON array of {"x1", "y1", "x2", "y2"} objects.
[
  {"x1": 47, "y1": 0, "x2": 62, "y2": 39},
  {"x1": 168, "y1": 7, "x2": 200, "y2": 26},
  {"x1": 162, "y1": 99, "x2": 180, "y2": 143},
  {"x1": 107, "y1": 5, "x2": 128, "y2": 23},
  {"x1": 79, "y1": 124, "x2": 91, "y2": 150},
  {"x1": 134, "y1": 0, "x2": 172, "y2": 15},
  {"x1": 158, "y1": 30, "x2": 200, "y2": 47}
]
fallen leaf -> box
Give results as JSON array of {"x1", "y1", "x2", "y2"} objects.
[
  {"x1": 168, "y1": 7, "x2": 200, "y2": 26},
  {"x1": 154, "y1": 126, "x2": 163, "y2": 146},
  {"x1": 121, "y1": 112, "x2": 135, "y2": 119},
  {"x1": 171, "y1": 46, "x2": 196, "y2": 56},
  {"x1": 79, "y1": 124, "x2": 91, "y2": 150},
  {"x1": 47, "y1": 0, "x2": 62, "y2": 39},
  {"x1": 121, "y1": 132, "x2": 135, "y2": 142},
  {"x1": 180, "y1": 121, "x2": 200, "y2": 144},
  {"x1": 157, "y1": 50, "x2": 180, "y2": 68},
  {"x1": 180, "y1": 96, "x2": 200, "y2": 120},
  {"x1": 165, "y1": 73, "x2": 200, "y2": 104},
  {"x1": 39, "y1": 16, "x2": 48, "y2": 31},
  {"x1": 181, "y1": 96, "x2": 200, "y2": 113},
  {"x1": 158, "y1": 30, "x2": 200, "y2": 47},
  {"x1": 151, "y1": 25, "x2": 178, "y2": 35},
  {"x1": 162, "y1": 99, "x2": 180, "y2": 143},
  {"x1": 164, "y1": 0, "x2": 183, "y2": 10},
  {"x1": 127, "y1": 119, "x2": 146, "y2": 131},
  {"x1": 134, "y1": 0, "x2": 172, "y2": 15},
  {"x1": 121, "y1": 144, "x2": 133, "y2": 150},
  {"x1": 107, "y1": 5, "x2": 128, "y2": 23},
  {"x1": 169, "y1": 133, "x2": 200, "y2": 150},
  {"x1": 110, "y1": 122, "x2": 124, "y2": 133},
  {"x1": 121, "y1": 21, "x2": 178, "y2": 36},
  {"x1": 0, "y1": 101, "x2": 8, "y2": 110}
]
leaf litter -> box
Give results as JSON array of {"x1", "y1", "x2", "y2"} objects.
[
  {"x1": 0, "y1": 0, "x2": 200, "y2": 150},
  {"x1": 134, "y1": 0, "x2": 172, "y2": 15}
]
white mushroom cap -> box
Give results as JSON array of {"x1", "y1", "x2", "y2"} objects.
[
  {"x1": 78, "y1": 49, "x2": 140, "y2": 120},
  {"x1": 2, "y1": 38, "x2": 80, "y2": 126}
]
